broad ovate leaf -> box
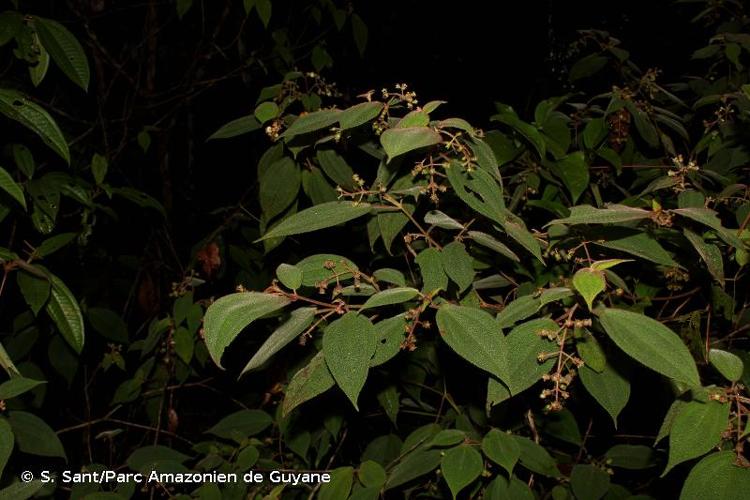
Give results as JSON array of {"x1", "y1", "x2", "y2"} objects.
[
  {"x1": 546, "y1": 204, "x2": 651, "y2": 226},
  {"x1": 281, "y1": 109, "x2": 340, "y2": 139},
  {"x1": 323, "y1": 312, "x2": 376, "y2": 409},
  {"x1": 44, "y1": 271, "x2": 85, "y2": 353},
  {"x1": 0, "y1": 89, "x2": 70, "y2": 163},
  {"x1": 572, "y1": 268, "x2": 606, "y2": 310},
  {"x1": 441, "y1": 445, "x2": 483, "y2": 499},
  {"x1": 680, "y1": 451, "x2": 750, "y2": 500},
  {"x1": 256, "y1": 201, "x2": 371, "y2": 241},
  {"x1": 241, "y1": 307, "x2": 316, "y2": 375},
  {"x1": 436, "y1": 304, "x2": 505, "y2": 380},
  {"x1": 482, "y1": 429, "x2": 520, "y2": 476},
  {"x1": 338, "y1": 101, "x2": 384, "y2": 130},
  {"x1": 282, "y1": 351, "x2": 335, "y2": 416},
  {"x1": 276, "y1": 263, "x2": 303, "y2": 290},
  {"x1": 33, "y1": 17, "x2": 90, "y2": 91},
  {"x1": 708, "y1": 349, "x2": 744, "y2": 382},
  {"x1": 360, "y1": 287, "x2": 420, "y2": 310},
  {"x1": 208, "y1": 115, "x2": 260, "y2": 140},
  {"x1": 0, "y1": 166, "x2": 26, "y2": 209},
  {"x1": 380, "y1": 126, "x2": 441, "y2": 161},
  {"x1": 597, "y1": 308, "x2": 700, "y2": 387},
  {"x1": 203, "y1": 292, "x2": 290, "y2": 368},
  {"x1": 580, "y1": 363, "x2": 630, "y2": 427},
  {"x1": 663, "y1": 398, "x2": 730, "y2": 476}
]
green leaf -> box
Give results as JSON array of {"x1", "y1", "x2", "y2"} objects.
[
  {"x1": 12, "y1": 144, "x2": 35, "y2": 179},
  {"x1": 282, "y1": 351, "x2": 334, "y2": 416},
  {"x1": 373, "y1": 268, "x2": 406, "y2": 287},
  {"x1": 319, "y1": 466, "x2": 354, "y2": 500},
  {"x1": 683, "y1": 228, "x2": 724, "y2": 284},
  {"x1": 497, "y1": 215, "x2": 544, "y2": 263},
  {"x1": 502, "y1": 318, "x2": 557, "y2": 395},
  {"x1": 573, "y1": 268, "x2": 606, "y2": 310},
  {"x1": 16, "y1": 270, "x2": 50, "y2": 315},
  {"x1": 491, "y1": 107, "x2": 546, "y2": 158},
  {"x1": 33, "y1": 17, "x2": 90, "y2": 91},
  {"x1": 594, "y1": 230, "x2": 678, "y2": 267},
  {"x1": 579, "y1": 363, "x2": 630, "y2": 426},
  {"x1": 295, "y1": 253, "x2": 358, "y2": 287},
  {"x1": 513, "y1": 435, "x2": 560, "y2": 477},
  {"x1": 441, "y1": 445, "x2": 483, "y2": 499},
  {"x1": 323, "y1": 312, "x2": 376, "y2": 409},
  {"x1": 680, "y1": 451, "x2": 750, "y2": 500},
  {"x1": 441, "y1": 241, "x2": 475, "y2": 292},
  {"x1": 546, "y1": 204, "x2": 651, "y2": 226},
  {"x1": 358, "y1": 460, "x2": 387, "y2": 488},
  {"x1": 260, "y1": 157, "x2": 300, "y2": 221},
  {"x1": 377, "y1": 209, "x2": 414, "y2": 254},
  {"x1": 8, "y1": 411, "x2": 66, "y2": 459},
  {"x1": 90, "y1": 153, "x2": 107, "y2": 184},
  {"x1": 254, "y1": 101, "x2": 279, "y2": 124},
  {"x1": 338, "y1": 101, "x2": 383, "y2": 130},
  {"x1": 496, "y1": 295, "x2": 540, "y2": 329},
  {"x1": 0, "y1": 89, "x2": 70, "y2": 163},
  {"x1": 255, "y1": 0, "x2": 272, "y2": 27},
  {"x1": 0, "y1": 481, "x2": 44, "y2": 500},
  {"x1": 256, "y1": 201, "x2": 371, "y2": 241},
  {"x1": 427, "y1": 429, "x2": 466, "y2": 448},
  {"x1": 316, "y1": 149, "x2": 356, "y2": 189},
  {"x1": 351, "y1": 13, "x2": 367, "y2": 56},
  {"x1": 281, "y1": 109, "x2": 340, "y2": 139},
  {"x1": 583, "y1": 118, "x2": 607, "y2": 149},
  {"x1": 673, "y1": 207, "x2": 744, "y2": 248},
  {"x1": 384, "y1": 448, "x2": 442, "y2": 490},
  {"x1": 664, "y1": 399, "x2": 730, "y2": 476},
  {"x1": 625, "y1": 102, "x2": 659, "y2": 147},
  {"x1": 377, "y1": 385, "x2": 400, "y2": 426},
  {"x1": 425, "y1": 210, "x2": 464, "y2": 230},
  {"x1": 576, "y1": 334, "x2": 606, "y2": 372},
  {"x1": 552, "y1": 152, "x2": 589, "y2": 203},
  {"x1": 206, "y1": 409, "x2": 272, "y2": 441},
  {"x1": 436, "y1": 304, "x2": 505, "y2": 380},
  {"x1": 44, "y1": 271, "x2": 85, "y2": 353},
  {"x1": 468, "y1": 231, "x2": 520, "y2": 262},
  {"x1": 380, "y1": 127, "x2": 441, "y2": 161},
  {"x1": 482, "y1": 429, "x2": 520, "y2": 476},
  {"x1": 87, "y1": 307, "x2": 129, "y2": 343},
  {"x1": 173, "y1": 327, "x2": 193, "y2": 364},
  {"x1": 570, "y1": 464, "x2": 610, "y2": 500},
  {"x1": 176, "y1": 0, "x2": 193, "y2": 18},
  {"x1": 0, "y1": 418, "x2": 13, "y2": 477},
  {"x1": 570, "y1": 54, "x2": 608, "y2": 81},
  {"x1": 708, "y1": 349, "x2": 744, "y2": 382},
  {"x1": 397, "y1": 110, "x2": 430, "y2": 128},
  {"x1": 370, "y1": 315, "x2": 406, "y2": 367},
  {"x1": 605, "y1": 444, "x2": 656, "y2": 470},
  {"x1": 361, "y1": 287, "x2": 420, "y2": 310},
  {"x1": 0, "y1": 166, "x2": 26, "y2": 209},
  {"x1": 126, "y1": 445, "x2": 189, "y2": 472},
  {"x1": 241, "y1": 307, "x2": 315, "y2": 375},
  {"x1": 486, "y1": 476, "x2": 535, "y2": 500},
  {"x1": 276, "y1": 263, "x2": 303, "y2": 290},
  {"x1": 207, "y1": 115, "x2": 260, "y2": 140},
  {"x1": 597, "y1": 308, "x2": 700, "y2": 387},
  {"x1": 416, "y1": 247, "x2": 448, "y2": 293},
  {"x1": 36, "y1": 232, "x2": 76, "y2": 257},
  {"x1": 203, "y1": 292, "x2": 290, "y2": 368},
  {"x1": 0, "y1": 377, "x2": 46, "y2": 400}
]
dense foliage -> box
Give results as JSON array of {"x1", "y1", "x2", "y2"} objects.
[{"x1": 1, "y1": 1, "x2": 750, "y2": 499}]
